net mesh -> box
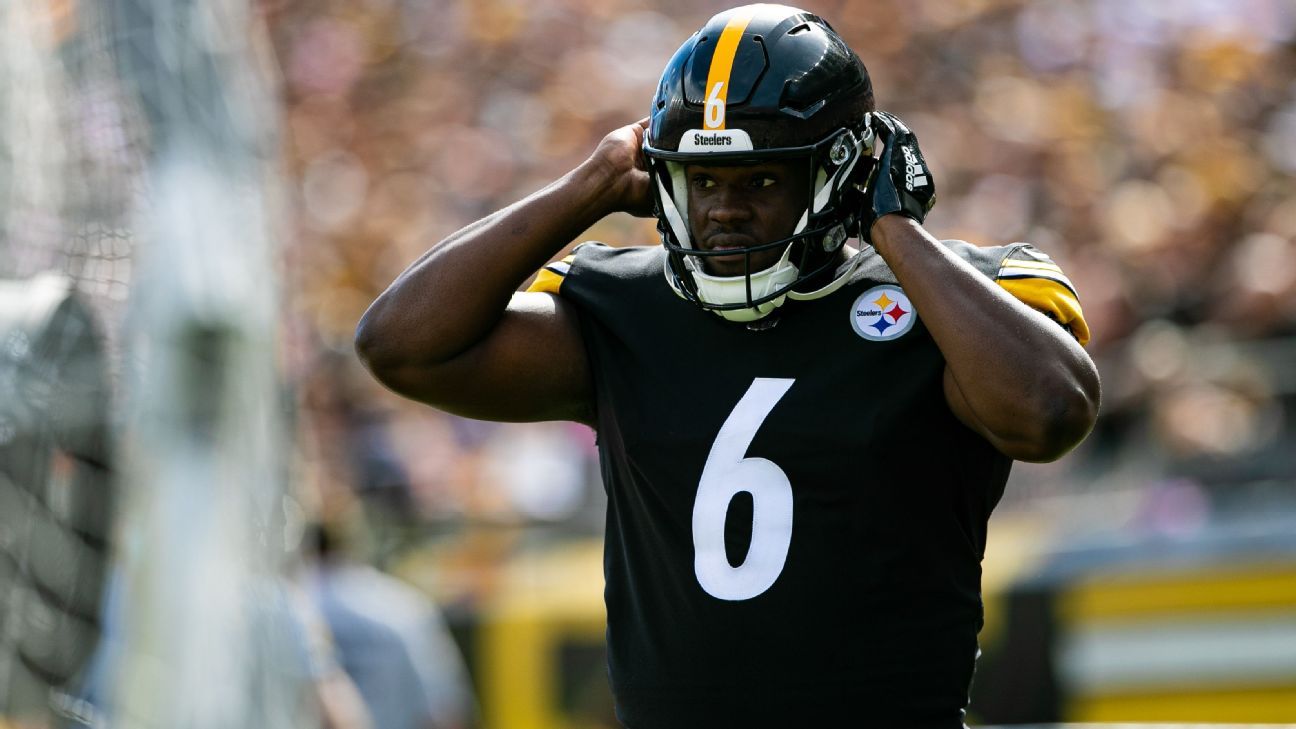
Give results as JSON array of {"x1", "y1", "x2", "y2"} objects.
[
  {"x1": 0, "y1": 1, "x2": 298, "y2": 726},
  {"x1": 0, "y1": 1, "x2": 136, "y2": 722},
  {"x1": 0, "y1": 0, "x2": 142, "y2": 352}
]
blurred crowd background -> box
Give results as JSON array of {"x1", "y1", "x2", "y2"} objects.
[
  {"x1": 268, "y1": 0, "x2": 1296, "y2": 551},
  {"x1": 257, "y1": 1, "x2": 1296, "y2": 719},
  {"x1": 6, "y1": 0, "x2": 1295, "y2": 726}
]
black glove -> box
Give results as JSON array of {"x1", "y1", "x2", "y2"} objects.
[{"x1": 859, "y1": 110, "x2": 936, "y2": 242}]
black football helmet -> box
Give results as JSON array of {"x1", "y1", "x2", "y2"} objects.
[{"x1": 644, "y1": 4, "x2": 877, "y2": 322}]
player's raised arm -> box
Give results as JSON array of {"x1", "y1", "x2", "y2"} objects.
[
  {"x1": 860, "y1": 112, "x2": 1101, "y2": 462},
  {"x1": 353, "y1": 120, "x2": 653, "y2": 425}
]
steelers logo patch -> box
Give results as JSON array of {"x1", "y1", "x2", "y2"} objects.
[{"x1": 850, "y1": 285, "x2": 917, "y2": 341}]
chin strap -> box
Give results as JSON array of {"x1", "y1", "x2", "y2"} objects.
[
  {"x1": 664, "y1": 245, "x2": 868, "y2": 323},
  {"x1": 688, "y1": 241, "x2": 800, "y2": 322}
]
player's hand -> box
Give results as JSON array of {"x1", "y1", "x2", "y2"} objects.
[
  {"x1": 860, "y1": 110, "x2": 936, "y2": 242},
  {"x1": 587, "y1": 118, "x2": 654, "y2": 218}
]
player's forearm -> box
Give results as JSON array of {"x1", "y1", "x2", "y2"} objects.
[
  {"x1": 355, "y1": 160, "x2": 619, "y2": 370},
  {"x1": 870, "y1": 216, "x2": 1100, "y2": 460}
]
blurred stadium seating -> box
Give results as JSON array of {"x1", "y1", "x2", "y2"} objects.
[
  {"x1": 272, "y1": 0, "x2": 1296, "y2": 526},
  {"x1": 3, "y1": 0, "x2": 1293, "y2": 726}
]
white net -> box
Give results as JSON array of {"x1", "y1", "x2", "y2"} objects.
[
  {"x1": 0, "y1": 1, "x2": 300, "y2": 727},
  {"x1": 0, "y1": 2, "x2": 132, "y2": 723}
]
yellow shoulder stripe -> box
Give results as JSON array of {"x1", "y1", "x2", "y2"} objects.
[
  {"x1": 999, "y1": 277, "x2": 1091, "y2": 346},
  {"x1": 526, "y1": 254, "x2": 575, "y2": 295}
]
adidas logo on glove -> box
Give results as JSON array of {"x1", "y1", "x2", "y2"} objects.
[{"x1": 902, "y1": 145, "x2": 928, "y2": 191}]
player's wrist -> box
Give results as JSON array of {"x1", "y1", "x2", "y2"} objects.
[
  {"x1": 868, "y1": 214, "x2": 923, "y2": 253},
  {"x1": 570, "y1": 157, "x2": 632, "y2": 220}
]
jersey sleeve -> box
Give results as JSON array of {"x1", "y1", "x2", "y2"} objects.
[
  {"x1": 995, "y1": 244, "x2": 1091, "y2": 346},
  {"x1": 526, "y1": 253, "x2": 576, "y2": 295}
]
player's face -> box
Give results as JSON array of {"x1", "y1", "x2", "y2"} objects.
[{"x1": 685, "y1": 161, "x2": 810, "y2": 277}]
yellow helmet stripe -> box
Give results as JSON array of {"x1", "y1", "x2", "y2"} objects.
[{"x1": 703, "y1": 9, "x2": 756, "y2": 130}]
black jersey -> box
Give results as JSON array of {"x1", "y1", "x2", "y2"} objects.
[{"x1": 529, "y1": 242, "x2": 1088, "y2": 729}]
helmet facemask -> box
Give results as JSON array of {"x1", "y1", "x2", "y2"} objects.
[{"x1": 646, "y1": 125, "x2": 872, "y2": 322}]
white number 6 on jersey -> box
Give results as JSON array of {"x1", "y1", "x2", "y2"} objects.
[{"x1": 692, "y1": 377, "x2": 794, "y2": 601}]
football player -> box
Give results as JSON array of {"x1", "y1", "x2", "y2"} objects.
[{"x1": 356, "y1": 5, "x2": 1100, "y2": 727}]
